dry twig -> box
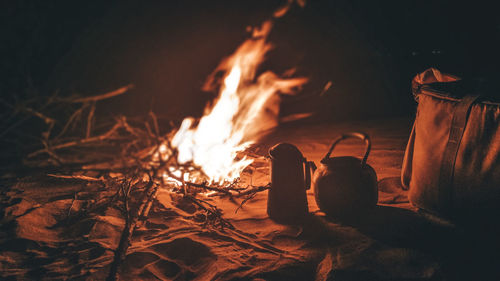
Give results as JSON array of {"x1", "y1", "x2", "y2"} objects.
[
  {"x1": 17, "y1": 85, "x2": 275, "y2": 280},
  {"x1": 107, "y1": 171, "x2": 159, "y2": 281},
  {"x1": 65, "y1": 84, "x2": 133, "y2": 104},
  {"x1": 47, "y1": 173, "x2": 102, "y2": 182}
]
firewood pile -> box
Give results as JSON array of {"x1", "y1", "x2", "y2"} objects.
[{"x1": 0, "y1": 86, "x2": 270, "y2": 280}]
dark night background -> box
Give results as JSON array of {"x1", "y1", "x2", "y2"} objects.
[{"x1": 1, "y1": 0, "x2": 499, "y2": 162}]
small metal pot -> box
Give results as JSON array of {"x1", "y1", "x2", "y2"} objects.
[
  {"x1": 312, "y1": 132, "x2": 378, "y2": 219},
  {"x1": 268, "y1": 143, "x2": 316, "y2": 223}
]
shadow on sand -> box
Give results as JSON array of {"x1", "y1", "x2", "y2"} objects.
[{"x1": 295, "y1": 203, "x2": 500, "y2": 281}]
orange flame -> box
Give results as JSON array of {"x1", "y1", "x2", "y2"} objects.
[{"x1": 170, "y1": 16, "x2": 307, "y2": 184}]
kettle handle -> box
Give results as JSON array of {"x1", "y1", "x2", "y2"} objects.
[
  {"x1": 321, "y1": 132, "x2": 371, "y2": 166},
  {"x1": 304, "y1": 160, "x2": 317, "y2": 190}
]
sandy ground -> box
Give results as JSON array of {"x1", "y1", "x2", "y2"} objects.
[{"x1": 1, "y1": 118, "x2": 499, "y2": 280}]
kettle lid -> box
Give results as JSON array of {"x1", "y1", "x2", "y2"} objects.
[{"x1": 269, "y1": 143, "x2": 304, "y2": 161}]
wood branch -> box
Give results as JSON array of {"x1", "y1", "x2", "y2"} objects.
[
  {"x1": 86, "y1": 101, "x2": 96, "y2": 138},
  {"x1": 67, "y1": 192, "x2": 78, "y2": 217},
  {"x1": 184, "y1": 194, "x2": 234, "y2": 230},
  {"x1": 55, "y1": 104, "x2": 87, "y2": 139},
  {"x1": 0, "y1": 101, "x2": 55, "y2": 139},
  {"x1": 120, "y1": 116, "x2": 147, "y2": 138},
  {"x1": 41, "y1": 118, "x2": 56, "y2": 141},
  {"x1": 144, "y1": 121, "x2": 154, "y2": 138},
  {"x1": 186, "y1": 181, "x2": 233, "y2": 196},
  {"x1": 163, "y1": 165, "x2": 269, "y2": 198},
  {"x1": 67, "y1": 84, "x2": 134, "y2": 104},
  {"x1": 28, "y1": 120, "x2": 123, "y2": 158},
  {"x1": 234, "y1": 183, "x2": 270, "y2": 197},
  {"x1": 140, "y1": 185, "x2": 159, "y2": 220},
  {"x1": 235, "y1": 192, "x2": 257, "y2": 214},
  {"x1": 235, "y1": 184, "x2": 270, "y2": 213},
  {"x1": 41, "y1": 140, "x2": 64, "y2": 165},
  {"x1": 47, "y1": 173, "x2": 102, "y2": 182},
  {"x1": 65, "y1": 181, "x2": 122, "y2": 221},
  {"x1": 149, "y1": 111, "x2": 160, "y2": 137},
  {"x1": 22, "y1": 106, "x2": 56, "y2": 126},
  {"x1": 107, "y1": 174, "x2": 157, "y2": 281}
]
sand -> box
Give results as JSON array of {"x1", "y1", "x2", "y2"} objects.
[{"x1": 1, "y1": 118, "x2": 499, "y2": 280}]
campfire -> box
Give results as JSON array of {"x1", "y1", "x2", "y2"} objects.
[
  {"x1": 159, "y1": 19, "x2": 307, "y2": 186},
  {"x1": 15, "y1": 2, "x2": 310, "y2": 279}
]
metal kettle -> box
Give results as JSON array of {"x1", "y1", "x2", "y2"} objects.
[
  {"x1": 268, "y1": 143, "x2": 316, "y2": 223},
  {"x1": 312, "y1": 132, "x2": 378, "y2": 219}
]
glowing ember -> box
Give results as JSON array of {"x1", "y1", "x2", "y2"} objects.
[{"x1": 166, "y1": 7, "x2": 308, "y2": 185}]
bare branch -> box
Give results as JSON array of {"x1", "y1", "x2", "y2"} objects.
[
  {"x1": 67, "y1": 84, "x2": 134, "y2": 104},
  {"x1": 86, "y1": 102, "x2": 96, "y2": 139},
  {"x1": 55, "y1": 104, "x2": 87, "y2": 139},
  {"x1": 28, "y1": 120, "x2": 124, "y2": 158},
  {"x1": 47, "y1": 173, "x2": 102, "y2": 182}
]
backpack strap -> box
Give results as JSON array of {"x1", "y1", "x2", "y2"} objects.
[
  {"x1": 401, "y1": 122, "x2": 415, "y2": 190},
  {"x1": 438, "y1": 95, "x2": 479, "y2": 214}
]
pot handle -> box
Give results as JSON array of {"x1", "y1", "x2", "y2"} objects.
[
  {"x1": 304, "y1": 159, "x2": 317, "y2": 190},
  {"x1": 321, "y1": 132, "x2": 371, "y2": 166}
]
